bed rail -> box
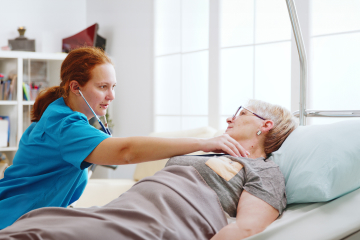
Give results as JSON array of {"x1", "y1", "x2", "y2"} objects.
[
  {"x1": 286, "y1": 0, "x2": 360, "y2": 124},
  {"x1": 285, "y1": 0, "x2": 307, "y2": 126},
  {"x1": 293, "y1": 110, "x2": 360, "y2": 118}
]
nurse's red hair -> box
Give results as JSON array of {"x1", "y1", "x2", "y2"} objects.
[{"x1": 31, "y1": 46, "x2": 112, "y2": 122}]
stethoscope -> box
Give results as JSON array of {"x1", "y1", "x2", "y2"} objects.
[
  {"x1": 78, "y1": 89, "x2": 112, "y2": 136},
  {"x1": 68, "y1": 89, "x2": 114, "y2": 208},
  {"x1": 78, "y1": 88, "x2": 116, "y2": 171}
]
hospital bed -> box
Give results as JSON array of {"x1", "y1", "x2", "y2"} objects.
[
  {"x1": 247, "y1": 1, "x2": 360, "y2": 239},
  {"x1": 76, "y1": 120, "x2": 360, "y2": 240},
  {"x1": 77, "y1": 0, "x2": 360, "y2": 239},
  {"x1": 248, "y1": 190, "x2": 360, "y2": 240}
]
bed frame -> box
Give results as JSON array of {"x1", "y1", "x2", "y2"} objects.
[{"x1": 286, "y1": 0, "x2": 360, "y2": 125}]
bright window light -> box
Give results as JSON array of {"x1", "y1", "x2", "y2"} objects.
[
  {"x1": 155, "y1": 55, "x2": 181, "y2": 115},
  {"x1": 311, "y1": 0, "x2": 360, "y2": 36},
  {"x1": 221, "y1": 0, "x2": 254, "y2": 47},
  {"x1": 182, "y1": 51, "x2": 209, "y2": 115},
  {"x1": 155, "y1": 0, "x2": 181, "y2": 56},
  {"x1": 155, "y1": 116, "x2": 182, "y2": 132},
  {"x1": 181, "y1": 0, "x2": 209, "y2": 52},
  {"x1": 310, "y1": 33, "x2": 360, "y2": 110},
  {"x1": 255, "y1": 0, "x2": 291, "y2": 43},
  {"x1": 220, "y1": 46, "x2": 254, "y2": 115},
  {"x1": 254, "y1": 42, "x2": 291, "y2": 110},
  {"x1": 182, "y1": 116, "x2": 208, "y2": 130}
]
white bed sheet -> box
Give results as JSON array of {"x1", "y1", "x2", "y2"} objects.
[{"x1": 245, "y1": 187, "x2": 360, "y2": 240}]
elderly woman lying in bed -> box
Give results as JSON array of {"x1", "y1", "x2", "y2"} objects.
[{"x1": 0, "y1": 100, "x2": 297, "y2": 240}]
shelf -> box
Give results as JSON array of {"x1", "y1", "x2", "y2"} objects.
[
  {"x1": 0, "y1": 101, "x2": 17, "y2": 105},
  {"x1": 0, "y1": 147, "x2": 18, "y2": 152},
  {"x1": 23, "y1": 101, "x2": 35, "y2": 105},
  {"x1": 0, "y1": 51, "x2": 67, "y2": 60},
  {"x1": 0, "y1": 101, "x2": 37, "y2": 106},
  {"x1": 0, "y1": 52, "x2": 66, "y2": 163}
]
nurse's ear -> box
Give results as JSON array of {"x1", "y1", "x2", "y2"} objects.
[{"x1": 69, "y1": 80, "x2": 81, "y2": 96}]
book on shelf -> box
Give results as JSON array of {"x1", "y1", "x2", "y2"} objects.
[
  {"x1": 0, "y1": 74, "x2": 4, "y2": 100},
  {"x1": 23, "y1": 82, "x2": 30, "y2": 101},
  {"x1": 9, "y1": 75, "x2": 17, "y2": 100},
  {"x1": 0, "y1": 116, "x2": 10, "y2": 147},
  {"x1": 0, "y1": 73, "x2": 17, "y2": 101}
]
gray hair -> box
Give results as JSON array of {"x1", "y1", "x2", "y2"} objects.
[{"x1": 247, "y1": 99, "x2": 298, "y2": 156}]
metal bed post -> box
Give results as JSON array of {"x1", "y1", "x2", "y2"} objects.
[
  {"x1": 286, "y1": 0, "x2": 360, "y2": 123},
  {"x1": 285, "y1": 0, "x2": 307, "y2": 126}
]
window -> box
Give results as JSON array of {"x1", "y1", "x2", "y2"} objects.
[
  {"x1": 154, "y1": 0, "x2": 209, "y2": 132},
  {"x1": 309, "y1": 0, "x2": 360, "y2": 124},
  {"x1": 155, "y1": 0, "x2": 360, "y2": 131},
  {"x1": 220, "y1": 0, "x2": 291, "y2": 129}
]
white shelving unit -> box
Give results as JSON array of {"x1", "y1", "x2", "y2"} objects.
[{"x1": 0, "y1": 51, "x2": 67, "y2": 163}]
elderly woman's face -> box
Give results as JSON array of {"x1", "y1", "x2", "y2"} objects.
[{"x1": 225, "y1": 107, "x2": 263, "y2": 142}]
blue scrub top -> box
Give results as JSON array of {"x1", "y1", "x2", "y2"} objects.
[{"x1": 0, "y1": 97, "x2": 111, "y2": 229}]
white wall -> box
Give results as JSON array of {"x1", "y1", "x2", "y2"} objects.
[
  {"x1": 0, "y1": 0, "x2": 87, "y2": 53},
  {"x1": 86, "y1": 0, "x2": 154, "y2": 179}
]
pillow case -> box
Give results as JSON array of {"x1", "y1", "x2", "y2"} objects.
[{"x1": 268, "y1": 119, "x2": 360, "y2": 204}]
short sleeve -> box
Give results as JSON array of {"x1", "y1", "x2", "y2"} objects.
[
  {"x1": 243, "y1": 166, "x2": 287, "y2": 215},
  {"x1": 58, "y1": 113, "x2": 111, "y2": 170}
]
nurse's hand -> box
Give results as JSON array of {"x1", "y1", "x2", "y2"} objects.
[{"x1": 201, "y1": 134, "x2": 250, "y2": 157}]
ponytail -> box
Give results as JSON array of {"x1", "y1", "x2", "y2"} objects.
[{"x1": 31, "y1": 86, "x2": 66, "y2": 122}]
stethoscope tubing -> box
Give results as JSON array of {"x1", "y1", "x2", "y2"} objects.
[{"x1": 78, "y1": 89, "x2": 112, "y2": 136}]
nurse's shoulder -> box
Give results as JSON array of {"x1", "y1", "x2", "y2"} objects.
[{"x1": 40, "y1": 97, "x2": 88, "y2": 132}]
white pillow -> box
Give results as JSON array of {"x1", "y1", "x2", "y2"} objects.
[{"x1": 269, "y1": 119, "x2": 360, "y2": 204}]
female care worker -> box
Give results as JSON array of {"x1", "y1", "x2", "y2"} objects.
[{"x1": 0, "y1": 47, "x2": 247, "y2": 229}]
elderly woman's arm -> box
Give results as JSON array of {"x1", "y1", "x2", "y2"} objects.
[{"x1": 211, "y1": 190, "x2": 279, "y2": 240}]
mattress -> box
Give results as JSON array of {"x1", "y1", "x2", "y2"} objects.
[{"x1": 245, "y1": 187, "x2": 360, "y2": 240}]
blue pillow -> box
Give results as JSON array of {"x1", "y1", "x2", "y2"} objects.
[{"x1": 269, "y1": 119, "x2": 360, "y2": 204}]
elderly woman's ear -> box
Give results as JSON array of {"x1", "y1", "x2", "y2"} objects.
[{"x1": 261, "y1": 120, "x2": 274, "y2": 134}]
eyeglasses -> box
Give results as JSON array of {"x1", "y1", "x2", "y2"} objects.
[{"x1": 232, "y1": 106, "x2": 266, "y2": 121}]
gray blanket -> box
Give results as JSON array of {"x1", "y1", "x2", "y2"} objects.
[{"x1": 0, "y1": 166, "x2": 228, "y2": 240}]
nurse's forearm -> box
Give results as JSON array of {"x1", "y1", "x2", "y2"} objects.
[
  {"x1": 86, "y1": 137, "x2": 203, "y2": 165},
  {"x1": 121, "y1": 136, "x2": 206, "y2": 164},
  {"x1": 85, "y1": 134, "x2": 245, "y2": 165}
]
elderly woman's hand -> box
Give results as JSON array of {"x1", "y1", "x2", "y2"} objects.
[{"x1": 201, "y1": 134, "x2": 250, "y2": 157}]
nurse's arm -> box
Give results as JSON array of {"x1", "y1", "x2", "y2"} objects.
[
  {"x1": 84, "y1": 134, "x2": 248, "y2": 165},
  {"x1": 211, "y1": 190, "x2": 279, "y2": 240}
]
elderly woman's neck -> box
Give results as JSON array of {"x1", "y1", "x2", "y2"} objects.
[{"x1": 239, "y1": 139, "x2": 267, "y2": 159}]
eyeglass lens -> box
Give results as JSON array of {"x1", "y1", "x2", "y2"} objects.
[{"x1": 233, "y1": 106, "x2": 242, "y2": 119}]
